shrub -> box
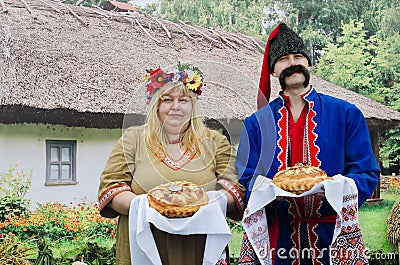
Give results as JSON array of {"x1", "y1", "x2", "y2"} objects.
[
  {"x1": 0, "y1": 164, "x2": 31, "y2": 198},
  {"x1": 49, "y1": 236, "x2": 116, "y2": 264},
  {"x1": 0, "y1": 236, "x2": 33, "y2": 265},
  {"x1": 34, "y1": 237, "x2": 57, "y2": 265},
  {"x1": 0, "y1": 165, "x2": 32, "y2": 222},
  {"x1": 0, "y1": 196, "x2": 30, "y2": 223},
  {"x1": 72, "y1": 241, "x2": 116, "y2": 265}
]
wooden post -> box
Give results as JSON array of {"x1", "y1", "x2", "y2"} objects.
[{"x1": 368, "y1": 128, "x2": 382, "y2": 202}]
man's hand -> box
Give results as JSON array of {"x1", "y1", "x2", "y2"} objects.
[
  {"x1": 316, "y1": 185, "x2": 326, "y2": 199},
  {"x1": 275, "y1": 196, "x2": 285, "y2": 201}
]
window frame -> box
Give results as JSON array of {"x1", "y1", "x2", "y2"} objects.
[{"x1": 45, "y1": 140, "x2": 77, "y2": 185}]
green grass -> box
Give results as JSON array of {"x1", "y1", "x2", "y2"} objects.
[
  {"x1": 228, "y1": 228, "x2": 243, "y2": 258},
  {"x1": 228, "y1": 190, "x2": 399, "y2": 257},
  {"x1": 26, "y1": 236, "x2": 116, "y2": 263},
  {"x1": 51, "y1": 237, "x2": 115, "y2": 260},
  {"x1": 359, "y1": 190, "x2": 398, "y2": 253}
]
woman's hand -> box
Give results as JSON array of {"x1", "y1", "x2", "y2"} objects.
[
  {"x1": 110, "y1": 191, "x2": 137, "y2": 215},
  {"x1": 216, "y1": 189, "x2": 236, "y2": 213}
]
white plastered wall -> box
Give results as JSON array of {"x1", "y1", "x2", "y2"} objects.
[{"x1": 0, "y1": 123, "x2": 121, "y2": 209}]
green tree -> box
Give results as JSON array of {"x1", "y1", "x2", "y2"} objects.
[
  {"x1": 314, "y1": 19, "x2": 400, "y2": 168},
  {"x1": 371, "y1": 34, "x2": 400, "y2": 108},
  {"x1": 149, "y1": 0, "x2": 397, "y2": 62},
  {"x1": 152, "y1": 0, "x2": 266, "y2": 37},
  {"x1": 315, "y1": 20, "x2": 374, "y2": 95},
  {"x1": 379, "y1": 125, "x2": 400, "y2": 170},
  {"x1": 261, "y1": 0, "x2": 397, "y2": 63},
  {"x1": 377, "y1": 5, "x2": 400, "y2": 39},
  {"x1": 370, "y1": 34, "x2": 400, "y2": 166}
]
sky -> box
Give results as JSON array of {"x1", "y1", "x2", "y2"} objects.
[{"x1": 130, "y1": 0, "x2": 157, "y2": 7}]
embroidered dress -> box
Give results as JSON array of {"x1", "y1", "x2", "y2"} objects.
[
  {"x1": 98, "y1": 126, "x2": 245, "y2": 265},
  {"x1": 236, "y1": 86, "x2": 379, "y2": 265}
]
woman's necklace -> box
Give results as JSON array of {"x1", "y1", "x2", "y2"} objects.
[{"x1": 168, "y1": 138, "x2": 180, "y2": 144}]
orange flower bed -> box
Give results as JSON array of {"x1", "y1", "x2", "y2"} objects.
[
  {"x1": 388, "y1": 176, "x2": 400, "y2": 189},
  {"x1": 0, "y1": 201, "x2": 117, "y2": 240}
]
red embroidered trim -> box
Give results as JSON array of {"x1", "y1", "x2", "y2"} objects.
[
  {"x1": 331, "y1": 193, "x2": 368, "y2": 264},
  {"x1": 217, "y1": 179, "x2": 245, "y2": 214},
  {"x1": 287, "y1": 196, "x2": 323, "y2": 265},
  {"x1": 98, "y1": 184, "x2": 132, "y2": 212},
  {"x1": 277, "y1": 99, "x2": 321, "y2": 170},
  {"x1": 305, "y1": 101, "x2": 321, "y2": 167},
  {"x1": 161, "y1": 148, "x2": 197, "y2": 171},
  {"x1": 277, "y1": 106, "x2": 289, "y2": 170}
]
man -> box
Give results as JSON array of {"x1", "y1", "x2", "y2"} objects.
[{"x1": 236, "y1": 23, "x2": 379, "y2": 264}]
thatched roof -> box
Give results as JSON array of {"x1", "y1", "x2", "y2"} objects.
[
  {"x1": 1, "y1": 0, "x2": 399, "y2": 130},
  {"x1": 386, "y1": 198, "x2": 400, "y2": 245}
]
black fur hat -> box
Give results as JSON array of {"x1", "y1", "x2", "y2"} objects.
[
  {"x1": 268, "y1": 23, "x2": 311, "y2": 73},
  {"x1": 258, "y1": 23, "x2": 311, "y2": 109}
]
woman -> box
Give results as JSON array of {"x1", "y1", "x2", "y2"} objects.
[{"x1": 98, "y1": 63, "x2": 245, "y2": 265}]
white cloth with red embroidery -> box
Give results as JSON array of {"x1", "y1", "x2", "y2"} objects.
[
  {"x1": 128, "y1": 191, "x2": 232, "y2": 265},
  {"x1": 242, "y1": 174, "x2": 368, "y2": 265}
]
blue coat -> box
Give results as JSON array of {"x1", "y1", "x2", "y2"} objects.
[{"x1": 236, "y1": 87, "x2": 380, "y2": 206}]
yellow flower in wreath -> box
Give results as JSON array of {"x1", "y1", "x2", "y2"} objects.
[{"x1": 185, "y1": 71, "x2": 203, "y2": 92}]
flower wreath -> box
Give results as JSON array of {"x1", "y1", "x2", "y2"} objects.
[{"x1": 143, "y1": 62, "x2": 205, "y2": 104}]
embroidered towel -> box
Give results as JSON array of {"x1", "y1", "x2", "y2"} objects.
[
  {"x1": 128, "y1": 191, "x2": 232, "y2": 265},
  {"x1": 242, "y1": 174, "x2": 368, "y2": 265}
]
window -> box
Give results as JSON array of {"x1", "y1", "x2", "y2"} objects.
[{"x1": 45, "y1": 140, "x2": 77, "y2": 185}]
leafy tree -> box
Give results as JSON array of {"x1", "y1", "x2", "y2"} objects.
[
  {"x1": 379, "y1": 126, "x2": 400, "y2": 170},
  {"x1": 370, "y1": 34, "x2": 400, "y2": 167},
  {"x1": 148, "y1": 0, "x2": 397, "y2": 62},
  {"x1": 261, "y1": 0, "x2": 397, "y2": 63},
  {"x1": 151, "y1": 0, "x2": 266, "y2": 38},
  {"x1": 377, "y1": 6, "x2": 400, "y2": 39},
  {"x1": 314, "y1": 20, "x2": 374, "y2": 95},
  {"x1": 371, "y1": 34, "x2": 400, "y2": 108},
  {"x1": 0, "y1": 165, "x2": 32, "y2": 222},
  {"x1": 315, "y1": 19, "x2": 400, "y2": 167}
]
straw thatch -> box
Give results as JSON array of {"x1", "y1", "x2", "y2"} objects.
[
  {"x1": 386, "y1": 198, "x2": 400, "y2": 258},
  {"x1": 1, "y1": 0, "x2": 400, "y2": 130}
]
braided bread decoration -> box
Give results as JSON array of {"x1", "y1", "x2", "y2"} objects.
[
  {"x1": 272, "y1": 164, "x2": 332, "y2": 194},
  {"x1": 147, "y1": 181, "x2": 208, "y2": 218}
]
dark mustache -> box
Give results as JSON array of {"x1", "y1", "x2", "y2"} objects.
[{"x1": 278, "y1": 65, "x2": 310, "y2": 90}]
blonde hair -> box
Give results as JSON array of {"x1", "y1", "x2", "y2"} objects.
[{"x1": 144, "y1": 82, "x2": 210, "y2": 158}]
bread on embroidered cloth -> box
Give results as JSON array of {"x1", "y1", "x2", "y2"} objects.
[
  {"x1": 272, "y1": 164, "x2": 332, "y2": 194},
  {"x1": 147, "y1": 181, "x2": 208, "y2": 218}
]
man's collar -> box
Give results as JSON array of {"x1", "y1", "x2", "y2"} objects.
[{"x1": 279, "y1": 85, "x2": 314, "y2": 102}]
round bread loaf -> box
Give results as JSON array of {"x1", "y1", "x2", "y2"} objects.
[
  {"x1": 272, "y1": 164, "x2": 331, "y2": 194},
  {"x1": 147, "y1": 181, "x2": 208, "y2": 218}
]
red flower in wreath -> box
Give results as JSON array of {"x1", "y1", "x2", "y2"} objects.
[{"x1": 149, "y1": 68, "x2": 165, "y2": 91}]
